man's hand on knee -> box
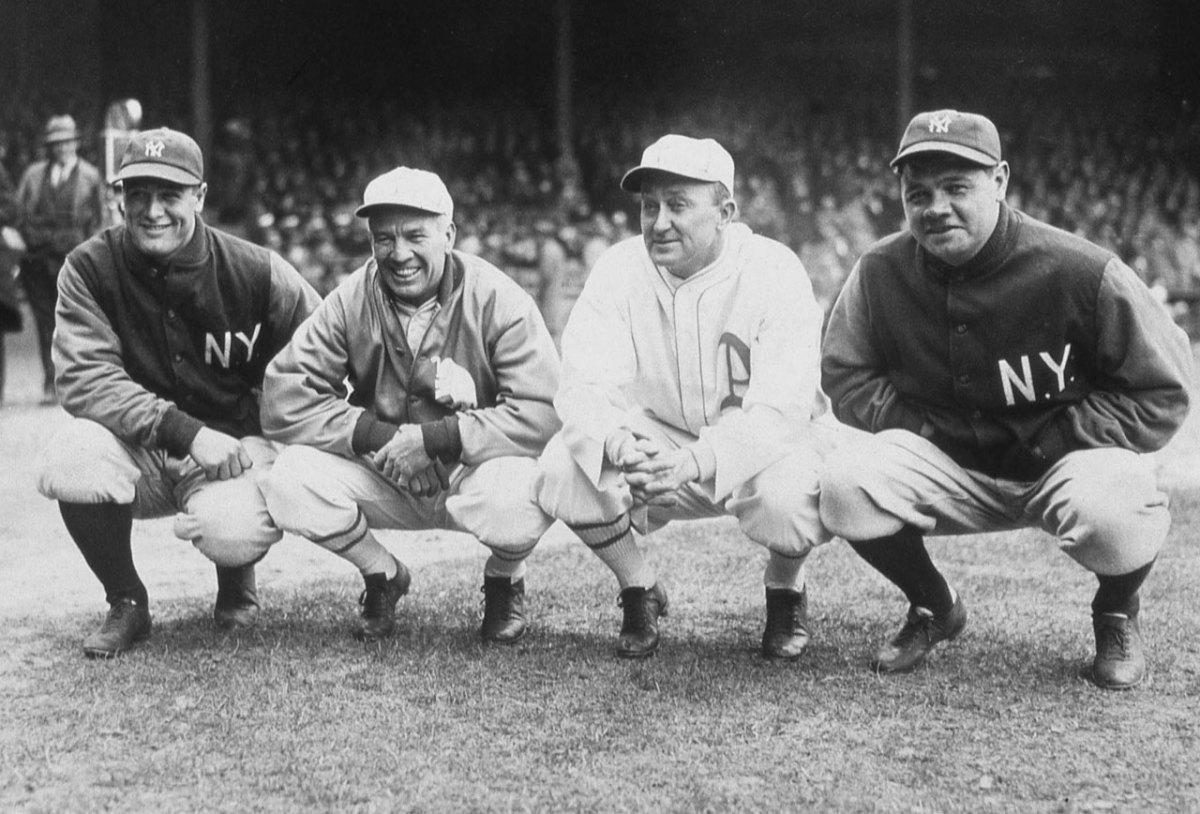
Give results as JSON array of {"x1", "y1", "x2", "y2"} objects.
[
  {"x1": 189, "y1": 428, "x2": 253, "y2": 481},
  {"x1": 405, "y1": 463, "x2": 447, "y2": 498},
  {"x1": 372, "y1": 425, "x2": 432, "y2": 486}
]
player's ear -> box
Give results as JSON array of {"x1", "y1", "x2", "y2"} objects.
[
  {"x1": 444, "y1": 218, "x2": 457, "y2": 249},
  {"x1": 195, "y1": 182, "x2": 208, "y2": 212},
  {"x1": 991, "y1": 161, "x2": 1010, "y2": 201},
  {"x1": 718, "y1": 197, "x2": 737, "y2": 228}
]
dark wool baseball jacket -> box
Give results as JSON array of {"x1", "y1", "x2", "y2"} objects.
[
  {"x1": 822, "y1": 203, "x2": 1194, "y2": 480},
  {"x1": 54, "y1": 218, "x2": 319, "y2": 455}
]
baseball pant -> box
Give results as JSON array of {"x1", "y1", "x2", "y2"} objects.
[
  {"x1": 819, "y1": 428, "x2": 1169, "y2": 575},
  {"x1": 18, "y1": 252, "x2": 62, "y2": 390},
  {"x1": 259, "y1": 444, "x2": 553, "y2": 556},
  {"x1": 536, "y1": 412, "x2": 845, "y2": 558},
  {"x1": 36, "y1": 417, "x2": 283, "y2": 567}
]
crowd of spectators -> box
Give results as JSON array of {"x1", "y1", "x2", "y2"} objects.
[{"x1": 4, "y1": 84, "x2": 1200, "y2": 337}]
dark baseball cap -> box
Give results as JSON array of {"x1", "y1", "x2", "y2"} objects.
[
  {"x1": 112, "y1": 127, "x2": 204, "y2": 186},
  {"x1": 890, "y1": 110, "x2": 1001, "y2": 170}
]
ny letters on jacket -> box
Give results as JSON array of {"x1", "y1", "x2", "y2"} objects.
[{"x1": 65, "y1": 220, "x2": 279, "y2": 438}]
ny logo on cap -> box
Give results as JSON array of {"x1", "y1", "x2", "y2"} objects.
[
  {"x1": 145, "y1": 140, "x2": 165, "y2": 158},
  {"x1": 928, "y1": 114, "x2": 952, "y2": 134}
]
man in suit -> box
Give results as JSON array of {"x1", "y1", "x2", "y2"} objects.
[{"x1": 16, "y1": 114, "x2": 106, "y2": 404}]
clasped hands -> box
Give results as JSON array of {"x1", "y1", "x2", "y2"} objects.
[
  {"x1": 372, "y1": 424, "x2": 449, "y2": 497},
  {"x1": 608, "y1": 430, "x2": 700, "y2": 508}
]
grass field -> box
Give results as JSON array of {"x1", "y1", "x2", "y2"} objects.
[
  {"x1": 2, "y1": 328, "x2": 1199, "y2": 812},
  {"x1": 3, "y1": 495, "x2": 1199, "y2": 812}
]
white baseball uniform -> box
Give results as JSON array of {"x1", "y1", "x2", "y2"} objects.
[{"x1": 537, "y1": 223, "x2": 840, "y2": 556}]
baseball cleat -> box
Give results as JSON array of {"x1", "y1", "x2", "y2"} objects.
[
  {"x1": 353, "y1": 560, "x2": 411, "y2": 642},
  {"x1": 616, "y1": 583, "x2": 669, "y2": 659},
  {"x1": 1091, "y1": 612, "x2": 1146, "y2": 690},
  {"x1": 871, "y1": 595, "x2": 967, "y2": 673},
  {"x1": 762, "y1": 587, "x2": 811, "y2": 661},
  {"x1": 479, "y1": 576, "x2": 528, "y2": 644},
  {"x1": 213, "y1": 564, "x2": 261, "y2": 630},
  {"x1": 82, "y1": 597, "x2": 152, "y2": 659}
]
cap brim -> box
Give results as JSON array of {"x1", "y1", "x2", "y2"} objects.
[
  {"x1": 354, "y1": 202, "x2": 449, "y2": 218},
  {"x1": 112, "y1": 163, "x2": 202, "y2": 186},
  {"x1": 890, "y1": 142, "x2": 998, "y2": 170},
  {"x1": 620, "y1": 166, "x2": 718, "y2": 193},
  {"x1": 45, "y1": 134, "x2": 80, "y2": 144}
]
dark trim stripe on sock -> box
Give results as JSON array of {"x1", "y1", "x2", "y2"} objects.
[
  {"x1": 313, "y1": 508, "x2": 370, "y2": 554},
  {"x1": 570, "y1": 515, "x2": 632, "y2": 550},
  {"x1": 486, "y1": 542, "x2": 538, "y2": 562}
]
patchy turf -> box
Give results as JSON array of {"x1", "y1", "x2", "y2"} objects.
[{"x1": 3, "y1": 505, "x2": 1198, "y2": 813}]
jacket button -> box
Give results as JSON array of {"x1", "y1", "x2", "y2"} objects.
[
  {"x1": 955, "y1": 323, "x2": 967, "y2": 334},
  {"x1": 173, "y1": 353, "x2": 183, "y2": 363},
  {"x1": 957, "y1": 373, "x2": 971, "y2": 385}
]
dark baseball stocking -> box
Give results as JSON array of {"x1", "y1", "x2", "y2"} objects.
[
  {"x1": 847, "y1": 525, "x2": 955, "y2": 616},
  {"x1": 1092, "y1": 561, "x2": 1153, "y2": 617},
  {"x1": 59, "y1": 501, "x2": 147, "y2": 606}
]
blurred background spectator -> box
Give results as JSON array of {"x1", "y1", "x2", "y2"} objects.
[{"x1": 3, "y1": 84, "x2": 1199, "y2": 339}]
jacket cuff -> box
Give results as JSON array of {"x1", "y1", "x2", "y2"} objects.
[
  {"x1": 157, "y1": 407, "x2": 205, "y2": 457},
  {"x1": 421, "y1": 416, "x2": 463, "y2": 464},
  {"x1": 352, "y1": 413, "x2": 400, "y2": 455}
]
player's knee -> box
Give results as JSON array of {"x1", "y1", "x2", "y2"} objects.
[
  {"x1": 534, "y1": 434, "x2": 625, "y2": 525},
  {"x1": 183, "y1": 483, "x2": 282, "y2": 567},
  {"x1": 258, "y1": 445, "x2": 326, "y2": 529},
  {"x1": 192, "y1": 532, "x2": 278, "y2": 568},
  {"x1": 451, "y1": 458, "x2": 553, "y2": 549},
  {"x1": 735, "y1": 449, "x2": 825, "y2": 553},
  {"x1": 36, "y1": 418, "x2": 139, "y2": 503},
  {"x1": 817, "y1": 445, "x2": 877, "y2": 535},
  {"x1": 1057, "y1": 480, "x2": 1169, "y2": 575}
]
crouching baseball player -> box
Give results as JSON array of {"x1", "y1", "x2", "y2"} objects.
[
  {"x1": 536, "y1": 135, "x2": 841, "y2": 660},
  {"x1": 820, "y1": 110, "x2": 1194, "y2": 689},
  {"x1": 258, "y1": 167, "x2": 560, "y2": 643},
  {"x1": 36, "y1": 128, "x2": 320, "y2": 658}
]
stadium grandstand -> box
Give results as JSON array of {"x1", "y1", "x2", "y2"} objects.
[{"x1": 3, "y1": 0, "x2": 1200, "y2": 340}]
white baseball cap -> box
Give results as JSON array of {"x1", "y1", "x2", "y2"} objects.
[
  {"x1": 620, "y1": 134, "x2": 735, "y2": 193},
  {"x1": 355, "y1": 166, "x2": 454, "y2": 219}
]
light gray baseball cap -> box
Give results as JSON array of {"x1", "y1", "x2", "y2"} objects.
[
  {"x1": 620, "y1": 134, "x2": 735, "y2": 193},
  {"x1": 356, "y1": 166, "x2": 454, "y2": 219}
]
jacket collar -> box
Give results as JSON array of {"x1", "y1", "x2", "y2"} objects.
[
  {"x1": 922, "y1": 203, "x2": 1016, "y2": 282},
  {"x1": 121, "y1": 216, "x2": 211, "y2": 276}
]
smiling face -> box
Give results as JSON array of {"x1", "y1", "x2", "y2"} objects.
[
  {"x1": 121, "y1": 180, "x2": 206, "y2": 262},
  {"x1": 639, "y1": 173, "x2": 735, "y2": 279},
  {"x1": 368, "y1": 207, "x2": 456, "y2": 305},
  {"x1": 900, "y1": 156, "x2": 1009, "y2": 266}
]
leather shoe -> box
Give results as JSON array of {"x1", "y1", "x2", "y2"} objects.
[
  {"x1": 354, "y1": 560, "x2": 411, "y2": 641},
  {"x1": 480, "y1": 576, "x2": 528, "y2": 644},
  {"x1": 82, "y1": 598, "x2": 152, "y2": 659},
  {"x1": 872, "y1": 595, "x2": 967, "y2": 673},
  {"x1": 762, "y1": 588, "x2": 810, "y2": 660},
  {"x1": 616, "y1": 583, "x2": 669, "y2": 659},
  {"x1": 214, "y1": 564, "x2": 261, "y2": 630},
  {"x1": 1091, "y1": 612, "x2": 1146, "y2": 690}
]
